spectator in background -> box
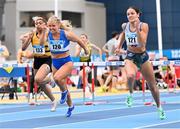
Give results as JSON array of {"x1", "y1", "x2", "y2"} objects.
[
  {"x1": 97, "y1": 66, "x2": 127, "y2": 93},
  {"x1": 97, "y1": 66, "x2": 111, "y2": 92},
  {"x1": 101, "y1": 31, "x2": 126, "y2": 92},
  {"x1": 112, "y1": 68, "x2": 128, "y2": 91},
  {"x1": 75, "y1": 33, "x2": 102, "y2": 92},
  {"x1": 0, "y1": 40, "x2": 10, "y2": 63},
  {"x1": 160, "y1": 56, "x2": 175, "y2": 89},
  {"x1": 102, "y1": 31, "x2": 119, "y2": 59}
]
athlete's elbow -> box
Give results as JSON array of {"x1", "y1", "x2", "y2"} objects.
[{"x1": 22, "y1": 46, "x2": 27, "y2": 51}]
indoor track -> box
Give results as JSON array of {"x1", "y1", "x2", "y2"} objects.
[{"x1": 0, "y1": 91, "x2": 180, "y2": 128}]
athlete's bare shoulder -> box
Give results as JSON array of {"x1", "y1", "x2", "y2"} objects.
[
  {"x1": 140, "y1": 22, "x2": 149, "y2": 32},
  {"x1": 121, "y1": 22, "x2": 127, "y2": 31}
]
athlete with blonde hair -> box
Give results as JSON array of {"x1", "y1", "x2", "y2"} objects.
[{"x1": 40, "y1": 15, "x2": 89, "y2": 117}]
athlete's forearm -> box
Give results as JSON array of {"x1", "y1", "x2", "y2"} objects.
[
  {"x1": 22, "y1": 38, "x2": 31, "y2": 51},
  {"x1": 77, "y1": 40, "x2": 89, "y2": 55},
  {"x1": 136, "y1": 30, "x2": 146, "y2": 46},
  {"x1": 117, "y1": 32, "x2": 125, "y2": 49},
  {"x1": 136, "y1": 23, "x2": 148, "y2": 46},
  {"x1": 39, "y1": 30, "x2": 47, "y2": 46}
]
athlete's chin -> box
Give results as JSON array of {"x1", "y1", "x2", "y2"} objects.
[
  {"x1": 129, "y1": 20, "x2": 134, "y2": 23},
  {"x1": 50, "y1": 30, "x2": 56, "y2": 34},
  {"x1": 36, "y1": 27, "x2": 42, "y2": 30},
  {"x1": 129, "y1": 19, "x2": 135, "y2": 23}
]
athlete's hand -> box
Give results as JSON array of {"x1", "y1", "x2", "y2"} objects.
[
  {"x1": 20, "y1": 31, "x2": 32, "y2": 41},
  {"x1": 40, "y1": 23, "x2": 48, "y2": 32},
  {"x1": 115, "y1": 48, "x2": 126, "y2": 55},
  {"x1": 84, "y1": 48, "x2": 90, "y2": 56},
  {"x1": 134, "y1": 18, "x2": 140, "y2": 30},
  {"x1": 114, "y1": 48, "x2": 120, "y2": 55}
]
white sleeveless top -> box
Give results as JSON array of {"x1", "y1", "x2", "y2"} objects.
[{"x1": 124, "y1": 22, "x2": 143, "y2": 47}]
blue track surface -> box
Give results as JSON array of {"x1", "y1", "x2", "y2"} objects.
[{"x1": 0, "y1": 92, "x2": 180, "y2": 128}]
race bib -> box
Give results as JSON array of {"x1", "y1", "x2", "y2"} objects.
[
  {"x1": 33, "y1": 45, "x2": 45, "y2": 54},
  {"x1": 50, "y1": 40, "x2": 66, "y2": 52},
  {"x1": 126, "y1": 33, "x2": 138, "y2": 46}
]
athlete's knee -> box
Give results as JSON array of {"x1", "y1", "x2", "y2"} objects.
[
  {"x1": 53, "y1": 75, "x2": 64, "y2": 85},
  {"x1": 38, "y1": 84, "x2": 46, "y2": 89},
  {"x1": 58, "y1": 80, "x2": 65, "y2": 86},
  {"x1": 147, "y1": 82, "x2": 158, "y2": 92},
  {"x1": 112, "y1": 76, "x2": 117, "y2": 82},
  {"x1": 53, "y1": 75, "x2": 60, "y2": 83},
  {"x1": 34, "y1": 76, "x2": 44, "y2": 84},
  {"x1": 127, "y1": 74, "x2": 135, "y2": 81}
]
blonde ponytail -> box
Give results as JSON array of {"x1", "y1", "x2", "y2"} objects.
[
  {"x1": 48, "y1": 15, "x2": 72, "y2": 31},
  {"x1": 60, "y1": 20, "x2": 73, "y2": 31}
]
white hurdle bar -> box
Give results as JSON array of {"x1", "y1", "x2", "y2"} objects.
[
  {"x1": 0, "y1": 60, "x2": 179, "y2": 105},
  {"x1": 74, "y1": 60, "x2": 180, "y2": 105}
]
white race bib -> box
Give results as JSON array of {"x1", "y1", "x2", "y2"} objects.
[
  {"x1": 33, "y1": 45, "x2": 45, "y2": 54},
  {"x1": 50, "y1": 40, "x2": 65, "y2": 52},
  {"x1": 126, "y1": 33, "x2": 138, "y2": 46}
]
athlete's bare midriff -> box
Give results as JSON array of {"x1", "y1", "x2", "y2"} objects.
[
  {"x1": 127, "y1": 46, "x2": 146, "y2": 53},
  {"x1": 51, "y1": 51, "x2": 70, "y2": 59}
]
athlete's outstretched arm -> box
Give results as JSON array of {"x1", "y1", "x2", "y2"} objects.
[
  {"x1": 20, "y1": 31, "x2": 33, "y2": 50},
  {"x1": 91, "y1": 43, "x2": 102, "y2": 56},
  {"x1": 74, "y1": 44, "x2": 81, "y2": 57},
  {"x1": 65, "y1": 31, "x2": 89, "y2": 55},
  {"x1": 39, "y1": 25, "x2": 48, "y2": 46},
  {"x1": 117, "y1": 32, "x2": 125, "y2": 49},
  {"x1": 114, "y1": 23, "x2": 127, "y2": 55}
]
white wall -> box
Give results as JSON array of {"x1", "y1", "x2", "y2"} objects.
[
  {"x1": 4, "y1": 0, "x2": 16, "y2": 59},
  {"x1": 70, "y1": 2, "x2": 106, "y2": 55},
  {"x1": 5, "y1": 0, "x2": 106, "y2": 59},
  {"x1": 17, "y1": 0, "x2": 86, "y2": 12},
  {"x1": 85, "y1": 2, "x2": 106, "y2": 49}
]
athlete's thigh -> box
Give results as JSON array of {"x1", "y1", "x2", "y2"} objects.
[
  {"x1": 52, "y1": 65, "x2": 57, "y2": 75},
  {"x1": 140, "y1": 61, "x2": 156, "y2": 83},
  {"x1": 54, "y1": 62, "x2": 73, "y2": 80},
  {"x1": 35, "y1": 64, "x2": 51, "y2": 81},
  {"x1": 124, "y1": 59, "x2": 137, "y2": 76}
]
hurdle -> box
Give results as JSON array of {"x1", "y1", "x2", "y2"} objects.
[
  {"x1": 0, "y1": 63, "x2": 31, "y2": 101},
  {"x1": 84, "y1": 61, "x2": 125, "y2": 105},
  {"x1": 25, "y1": 64, "x2": 39, "y2": 105},
  {"x1": 83, "y1": 60, "x2": 180, "y2": 106},
  {"x1": 26, "y1": 64, "x2": 31, "y2": 103},
  {"x1": 28, "y1": 62, "x2": 88, "y2": 105},
  {"x1": 143, "y1": 60, "x2": 180, "y2": 106},
  {"x1": 27, "y1": 60, "x2": 180, "y2": 106}
]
